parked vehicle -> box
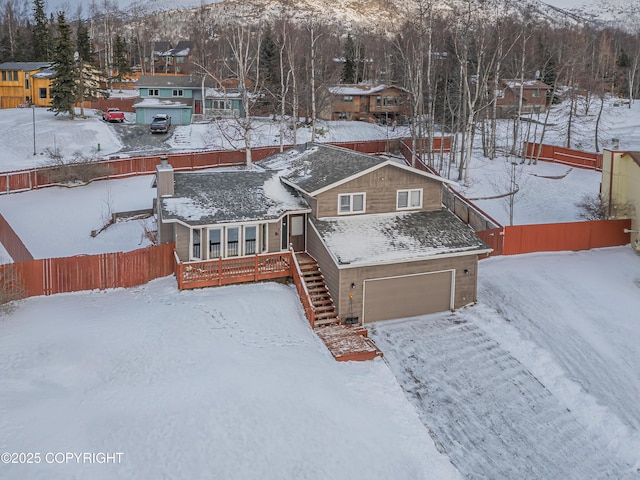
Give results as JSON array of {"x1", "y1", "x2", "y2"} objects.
[
  {"x1": 102, "y1": 108, "x2": 125, "y2": 123},
  {"x1": 150, "y1": 114, "x2": 171, "y2": 134}
]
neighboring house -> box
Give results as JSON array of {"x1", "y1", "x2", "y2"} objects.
[
  {"x1": 601, "y1": 149, "x2": 640, "y2": 251},
  {"x1": 493, "y1": 79, "x2": 550, "y2": 118},
  {"x1": 134, "y1": 74, "x2": 214, "y2": 124},
  {"x1": 0, "y1": 62, "x2": 53, "y2": 108},
  {"x1": 205, "y1": 87, "x2": 244, "y2": 118},
  {"x1": 156, "y1": 143, "x2": 491, "y2": 324},
  {"x1": 142, "y1": 41, "x2": 172, "y2": 75},
  {"x1": 158, "y1": 41, "x2": 194, "y2": 75},
  {"x1": 320, "y1": 84, "x2": 410, "y2": 123}
]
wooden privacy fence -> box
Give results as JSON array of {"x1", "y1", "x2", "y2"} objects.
[
  {"x1": 502, "y1": 219, "x2": 631, "y2": 255},
  {"x1": 524, "y1": 142, "x2": 603, "y2": 171},
  {"x1": 0, "y1": 137, "x2": 447, "y2": 195},
  {"x1": 0, "y1": 243, "x2": 175, "y2": 299},
  {"x1": 0, "y1": 213, "x2": 33, "y2": 262}
]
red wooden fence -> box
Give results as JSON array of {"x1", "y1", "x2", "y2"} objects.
[
  {"x1": 0, "y1": 242, "x2": 175, "y2": 298},
  {"x1": 524, "y1": 142, "x2": 603, "y2": 171},
  {"x1": 0, "y1": 213, "x2": 33, "y2": 262},
  {"x1": 502, "y1": 219, "x2": 631, "y2": 256}
]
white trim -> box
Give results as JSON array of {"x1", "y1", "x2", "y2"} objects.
[
  {"x1": 361, "y1": 269, "x2": 455, "y2": 324},
  {"x1": 189, "y1": 227, "x2": 202, "y2": 261},
  {"x1": 338, "y1": 192, "x2": 366, "y2": 215},
  {"x1": 396, "y1": 188, "x2": 423, "y2": 210}
]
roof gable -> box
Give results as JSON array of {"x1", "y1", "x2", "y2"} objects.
[{"x1": 265, "y1": 143, "x2": 454, "y2": 196}]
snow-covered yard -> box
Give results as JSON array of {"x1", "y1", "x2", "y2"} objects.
[
  {"x1": 370, "y1": 246, "x2": 640, "y2": 479},
  {"x1": 0, "y1": 280, "x2": 460, "y2": 480}
]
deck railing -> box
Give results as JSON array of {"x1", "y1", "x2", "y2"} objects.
[
  {"x1": 176, "y1": 251, "x2": 293, "y2": 290},
  {"x1": 290, "y1": 249, "x2": 316, "y2": 329}
]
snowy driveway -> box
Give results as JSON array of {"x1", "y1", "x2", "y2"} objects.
[
  {"x1": 370, "y1": 247, "x2": 640, "y2": 479},
  {"x1": 372, "y1": 315, "x2": 634, "y2": 479}
]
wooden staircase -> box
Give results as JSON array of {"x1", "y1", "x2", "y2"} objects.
[
  {"x1": 295, "y1": 253, "x2": 341, "y2": 328},
  {"x1": 295, "y1": 253, "x2": 383, "y2": 361}
]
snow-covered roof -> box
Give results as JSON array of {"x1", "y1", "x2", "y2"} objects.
[
  {"x1": 260, "y1": 143, "x2": 453, "y2": 196},
  {"x1": 312, "y1": 209, "x2": 491, "y2": 267},
  {"x1": 501, "y1": 79, "x2": 550, "y2": 90},
  {"x1": 32, "y1": 68, "x2": 56, "y2": 79},
  {"x1": 327, "y1": 84, "x2": 407, "y2": 96},
  {"x1": 205, "y1": 87, "x2": 242, "y2": 99},
  {"x1": 133, "y1": 97, "x2": 193, "y2": 109},
  {"x1": 161, "y1": 170, "x2": 310, "y2": 225}
]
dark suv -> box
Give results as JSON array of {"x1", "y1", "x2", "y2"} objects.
[{"x1": 150, "y1": 114, "x2": 171, "y2": 134}]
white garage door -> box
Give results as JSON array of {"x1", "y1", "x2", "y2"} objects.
[{"x1": 363, "y1": 270, "x2": 454, "y2": 323}]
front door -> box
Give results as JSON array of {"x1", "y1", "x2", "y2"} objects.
[{"x1": 289, "y1": 214, "x2": 305, "y2": 252}]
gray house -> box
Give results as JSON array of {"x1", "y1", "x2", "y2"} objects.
[{"x1": 156, "y1": 144, "x2": 491, "y2": 324}]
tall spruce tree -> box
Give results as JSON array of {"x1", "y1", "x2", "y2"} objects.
[
  {"x1": 113, "y1": 34, "x2": 131, "y2": 86},
  {"x1": 50, "y1": 12, "x2": 76, "y2": 117},
  {"x1": 32, "y1": 0, "x2": 49, "y2": 61},
  {"x1": 76, "y1": 21, "x2": 93, "y2": 64},
  {"x1": 341, "y1": 34, "x2": 356, "y2": 83},
  {"x1": 259, "y1": 26, "x2": 280, "y2": 114}
]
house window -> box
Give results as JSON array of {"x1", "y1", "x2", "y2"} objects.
[
  {"x1": 397, "y1": 189, "x2": 423, "y2": 210},
  {"x1": 495, "y1": 89, "x2": 505, "y2": 99},
  {"x1": 208, "y1": 228, "x2": 221, "y2": 258},
  {"x1": 245, "y1": 226, "x2": 257, "y2": 255},
  {"x1": 342, "y1": 95, "x2": 353, "y2": 102},
  {"x1": 148, "y1": 89, "x2": 159, "y2": 97},
  {"x1": 227, "y1": 227, "x2": 239, "y2": 257},
  {"x1": 39, "y1": 88, "x2": 47, "y2": 99},
  {"x1": 25, "y1": 73, "x2": 29, "y2": 89},
  {"x1": 383, "y1": 96, "x2": 399, "y2": 106},
  {"x1": 376, "y1": 95, "x2": 381, "y2": 105},
  {"x1": 337, "y1": 112, "x2": 348, "y2": 120},
  {"x1": 192, "y1": 228, "x2": 202, "y2": 259},
  {"x1": 338, "y1": 193, "x2": 366, "y2": 214},
  {"x1": 261, "y1": 224, "x2": 268, "y2": 253},
  {"x1": 1, "y1": 71, "x2": 5, "y2": 81},
  {"x1": 212, "y1": 99, "x2": 229, "y2": 110},
  {"x1": 172, "y1": 89, "x2": 183, "y2": 97},
  {"x1": 532, "y1": 89, "x2": 540, "y2": 98}
]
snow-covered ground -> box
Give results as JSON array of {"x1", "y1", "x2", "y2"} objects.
[
  {"x1": 370, "y1": 246, "x2": 640, "y2": 479},
  {"x1": 2, "y1": 96, "x2": 632, "y2": 260},
  {"x1": 0, "y1": 280, "x2": 460, "y2": 480}
]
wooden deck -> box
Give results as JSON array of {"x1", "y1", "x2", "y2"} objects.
[{"x1": 175, "y1": 250, "x2": 384, "y2": 361}]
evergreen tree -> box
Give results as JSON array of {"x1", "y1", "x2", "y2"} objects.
[
  {"x1": 113, "y1": 34, "x2": 131, "y2": 85},
  {"x1": 32, "y1": 0, "x2": 49, "y2": 61},
  {"x1": 76, "y1": 21, "x2": 93, "y2": 64},
  {"x1": 341, "y1": 34, "x2": 356, "y2": 83},
  {"x1": 259, "y1": 26, "x2": 280, "y2": 113},
  {"x1": 50, "y1": 13, "x2": 77, "y2": 117}
]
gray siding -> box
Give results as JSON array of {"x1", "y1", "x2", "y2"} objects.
[
  {"x1": 175, "y1": 223, "x2": 190, "y2": 261},
  {"x1": 314, "y1": 165, "x2": 442, "y2": 218},
  {"x1": 307, "y1": 222, "x2": 340, "y2": 308}
]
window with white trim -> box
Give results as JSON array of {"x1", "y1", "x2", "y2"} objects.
[
  {"x1": 148, "y1": 88, "x2": 159, "y2": 96},
  {"x1": 208, "y1": 228, "x2": 221, "y2": 258},
  {"x1": 342, "y1": 95, "x2": 353, "y2": 102},
  {"x1": 338, "y1": 193, "x2": 365, "y2": 214},
  {"x1": 172, "y1": 89, "x2": 183, "y2": 97},
  {"x1": 244, "y1": 225, "x2": 257, "y2": 255},
  {"x1": 396, "y1": 189, "x2": 423, "y2": 210},
  {"x1": 226, "y1": 227, "x2": 239, "y2": 257},
  {"x1": 192, "y1": 228, "x2": 202, "y2": 259}
]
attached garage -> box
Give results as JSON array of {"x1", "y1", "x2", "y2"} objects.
[{"x1": 362, "y1": 270, "x2": 454, "y2": 323}]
